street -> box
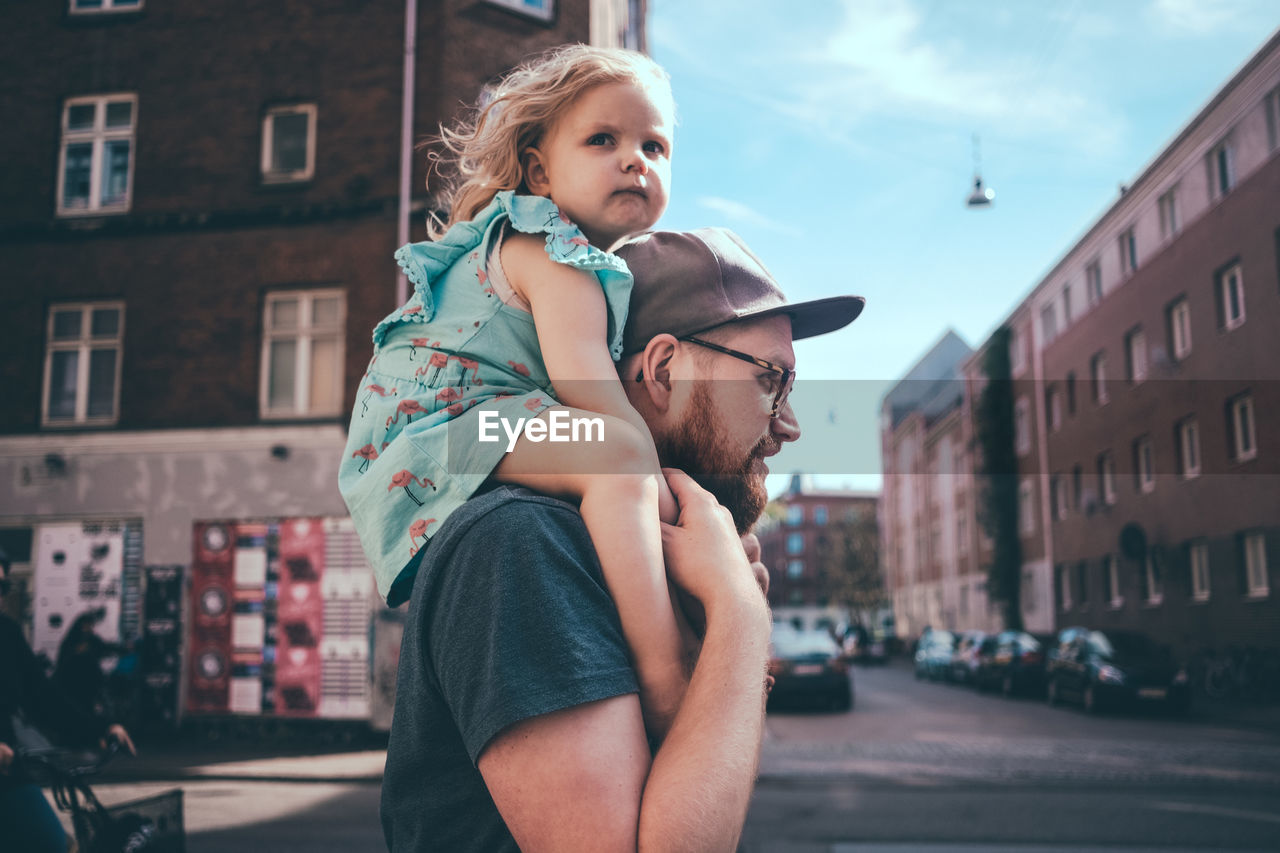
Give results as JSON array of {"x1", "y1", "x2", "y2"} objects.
[{"x1": 65, "y1": 662, "x2": 1280, "y2": 852}]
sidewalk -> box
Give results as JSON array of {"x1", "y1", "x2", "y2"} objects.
[{"x1": 99, "y1": 733, "x2": 388, "y2": 784}]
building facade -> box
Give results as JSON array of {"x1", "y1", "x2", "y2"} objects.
[{"x1": 0, "y1": 0, "x2": 644, "y2": 724}]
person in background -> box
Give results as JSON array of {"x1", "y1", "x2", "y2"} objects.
[
  {"x1": 0, "y1": 547, "x2": 136, "y2": 853},
  {"x1": 55, "y1": 606, "x2": 118, "y2": 717}
]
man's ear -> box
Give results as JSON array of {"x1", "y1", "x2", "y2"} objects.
[
  {"x1": 635, "y1": 334, "x2": 679, "y2": 414},
  {"x1": 523, "y1": 147, "x2": 551, "y2": 196}
]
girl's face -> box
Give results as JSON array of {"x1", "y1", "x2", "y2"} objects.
[{"x1": 523, "y1": 79, "x2": 674, "y2": 251}]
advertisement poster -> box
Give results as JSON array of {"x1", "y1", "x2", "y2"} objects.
[
  {"x1": 186, "y1": 522, "x2": 234, "y2": 714},
  {"x1": 32, "y1": 523, "x2": 125, "y2": 663},
  {"x1": 274, "y1": 518, "x2": 324, "y2": 716}
]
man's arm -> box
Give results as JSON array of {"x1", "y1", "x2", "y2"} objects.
[{"x1": 477, "y1": 470, "x2": 771, "y2": 852}]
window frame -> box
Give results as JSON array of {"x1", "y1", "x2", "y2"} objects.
[
  {"x1": 1229, "y1": 394, "x2": 1257, "y2": 463},
  {"x1": 1207, "y1": 136, "x2": 1235, "y2": 200},
  {"x1": 1119, "y1": 227, "x2": 1138, "y2": 276},
  {"x1": 1135, "y1": 435, "x2": 1155, "y2": 494},
  {"x1": 57, "y1": 93, "x2": 137, "y2": 217},
  {"x1": 1058, "y1": 564, "x2": 1072, "y2": 611},
  {"x1": 1040, "y1": 302, "x2": 1058, "y2": 344},
  {"x1": 786, "y1": 532, "x2": 804, "y2": 556},
  {"x1": 1125, "y1": 328, "x2": 1147, "y2": 385},
  {"x1": 1243, "y1": 532, "x2": 1269, "y2": 598},
  {"x1": 1219, "y1": 264, "x2": 1245, "y2": 331},
  {"x1": 1009, "y1": 325, "x2": 1026, "y2": 376},
  {"x1": 261, "y1": 103, "x2": 318, "y2": 184},
  {"x1": 1267, "y1": 85, "x2": 1280, "y2": 152},
  {"x1": 1051, "y1": 475, "x2": 1068, "y2": 521},
  {"x1": 68, "y1": 0, "x2": 143, "y2": 15},
  {"x1": 1018, "y1": 480, "x2": 1035, "y2": 536},
  {"x1": 1046, "y1": 385, "x2": 1061, "y2": 433},
  {"x1": 1177, "y1": 418, "x2": 1200, "y2": 480},
  {"x1": 1014, "y1": 396, "x2": 1030, "y2": 455},
  {"x1": 1104, "y1": 554, "x2": 1122, "y2": 608},
  {"x1": 258, "y1": 288, "x2": 346, "y2": 420},
  {"x1": 1098, "y1": 452, "x2": 1117, "y2": 506},
  {"x1": 1086, "y1": 259, "x2": 1103, "y2": 307},
  {"x1": 1091, "y1": 351, "x2": 1109, "y2": 404},
  {"x1": 1158, "y1": 186, "x2": 1179, "y2": 240},
  {"x1": 1168, "y1": 297, "x2": 1192, "y2": 361},
  {"x1": 1143, "y1": 550, "x2": 1164, "y2": 605},
  {"x1": 1189, "y1": 540, "x2": 1210, "y2": 602},
  {"x1": 786, "y1": 559, "x2": 804, "y2": 580},
  {"x1": 42, "y1": 301, "x2": 126, "y2": 427}
]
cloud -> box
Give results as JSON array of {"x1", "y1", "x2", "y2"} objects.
[
  {"x1": 1146, "y1": 0, "x2": 1269, "y2": 34},
  {"x1": 696, "y1": 196, "x2": 804, "y2": 237}
]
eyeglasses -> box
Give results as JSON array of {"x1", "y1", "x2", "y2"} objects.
[{"x1": 634, "y1": 335, "x2": 794, "y2": 418}]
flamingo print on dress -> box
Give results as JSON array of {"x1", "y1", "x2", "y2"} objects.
[
  {"x1": 524, "y1": 397, "x2": 546, "y2": 413},
  {"x1": 435, "y1": 386, "x2": 463, "y2": 405},
  {"x1": 507, "y1": 361, "x2": 530, "y2": 377},
  {"x1": 361, "y1": 383, "x2": 396, "y2": 415},
  {"x1": 408, "y1": 338, "x2": 432, "y2": 360},
  {"x1": 450, "y1": 355, "x2": 481, "y2": 386},
  {"x1": 389, "y1": 471, "x2": 436, "y2": 506},
  {"x1": 352, "y1": 444, "x2": 379, "y2": 473},
  {"x1": 386, "y1": 399, "x2": 427, "y2": 428},
  {"x1": 408, "y1": 517, "x2": 437, "y2": 556},
  {"x1": 476, "y1": 266, "x2": 496, "y2": 298}
]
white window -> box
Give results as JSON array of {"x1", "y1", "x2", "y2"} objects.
[
  {"x1": 1189, "y1": 541, "x2": 1210, "y2": 601},
  {"x1": 1158, "y1": 188, "x2": 1179, "y2": 240},
  {"x1": 1010, "y1": 325, "x2": 1026, "y2": 375},
  {"x1": 787, "y1": 559, "x2": 804, "y2": 579},
  {"x1": 261, "y1": 104, "x2": 317, "y2": 183},
  {"x1": 69, "y1": 0, "x2": 142, "y2": 13},
  {"x1": 1126, "y1": 328, "x2": 1147, "y2": 384},
  {"x1": 1169, "y1": 298, "x2": 1192, "y2": 360},
  {"x1": 1219, "y1": 264, "x2": 1245, "y2": 331},
  {"x1": 1091, "y1": 352, "x2": 1108, "y2": 404},
  {"x1": 1062, "y1": 284, "x2": 1073, "y2": 326},
  {"x1": 58, "y1": 94, "x2": 136, "y2": 215},
  {"x1": 1018, "y1": 480, "x2": 1035, "y2": 535},
  {"x1": 1178, "y1": 419, "x2": 1200, "y2": 479},
  {"x1": 1207, "y1": 137, "x2": 1235, "y2": 200},
  {"x1": 813, "y1": 505, "x2": 828, "y2": 526},
  {"x1": 1143, "y1": 551, "x2": 1163, "y2": 604},
  {"x1": 1058, "y1": 564, "x2": 1072, "y2": 610},
  {"x1": 1119, "y1": 227, "x2": 1138, "y2": 276},
  {"x1": 260, "y1": 289, "x2": 345, "y2": 418},
  {"x1": 1244, "y1": 533, "x2": 1269, "y2": 597},
  {"x1": 1014, "y1": 397, "x2": 1030, "y2": 455},
  {"x1": 1046, "y1": 386, "x2": 1062, "y2": 432},
  {"x1": 1267, "y1": 85, "x2": 1280, "y2": 152},
  {"x1": 786, "y1": 505, "x2": 804, "y2": 526},
  {"x1": 1135, "y1": 436, "x2": 1155, "y2": 494},
  {"x1": 1086, "y1": 259, "x2": 1103, "y2": 306},
  {"x1": 1098, "y1": 452, "x2": 1116, "y2": 505},
  {"x1": 786, "y1": 533, "x2": 804, "y2": 555},
  {"x1": 43, "y1": 302, "x2": 125, "y2": 426},
  {"x1": 1229, "y1": 394, "x2": 1256, "y2": 462},
  {"x1": 1052, "y1": 476, "x2": 1068, "y2": 521},
  {"x1": 1041, "y1": 303, "x2": 1058, "y2": 344},
  {"x1": 1104, "y1": 555, "x2": 1121, "y2": 607}
]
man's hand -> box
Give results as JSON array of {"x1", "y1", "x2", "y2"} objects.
[
  {"x1": 0, "y1": 742, "x2": 13, "y2": 775},
  {"x1": 103, "y1": 723, "x2": 136, "y2": 756},
  {"x1": 740, "y1": 532, "x2": 775, "y2": 694}
]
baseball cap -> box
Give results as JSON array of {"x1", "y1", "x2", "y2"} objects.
[{"x1": 615, "y1": 227, "x2": 864, "y2": 356}]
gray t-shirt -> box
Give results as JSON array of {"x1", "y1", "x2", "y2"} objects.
[{"x1": 380, "y1": 486, "x2": 639, "y2": 852}]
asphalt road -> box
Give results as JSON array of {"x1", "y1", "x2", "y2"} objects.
[{"x1": 58, "y1": 661, "x2": 1280, "y2": 852}]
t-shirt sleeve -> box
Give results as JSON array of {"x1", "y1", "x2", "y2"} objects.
[{"x1": 424, "y1": 497, "x2": 639, "y2": 765}]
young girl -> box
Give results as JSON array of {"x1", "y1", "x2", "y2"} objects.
[{"x1": 339, "y1": 45, "x2": 687, "y2": 739}]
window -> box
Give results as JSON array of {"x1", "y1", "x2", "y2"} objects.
[
  {"x1": 1062, "y1": 285, "x2": 1073, "y2": 326},
  {"x1": 1158, "y1": 188, "x2": 1179, "y2": 240},
  {"x1": 1072, "y1": 464, "x2": 1083, "y2": 510},
  {"x1": 786, "y1": 533, "x2": 804, "y2": 555},
  {"x1": 1076, "y1": 561, "x2": 1090, "y2": 607},
  {"x1": 1065, "y1": 372, "x2": 1076, "y2": 416},
  {"x1": 1104, "y1": 555, "x2": 1121, "y2": 607},
  {"x1": 1207, "y1": 136, "x2": 1235, "y2": 200},
  {"x1": 957, "y1": 514, "x2": 968, "y2": 551},
  {"x1": 1267, "y1": 85, "x2": 1280, "y2": 152},
  {"x1": 1091, "y1": 352, "x2": 1108, "y2": 404},
  {"x1": 1177, "y1": 418, "x2": 1200, "y2": 479},
  {"x1": 1243, "y1": 533, "x2": 1269, "y2": 597},
  {"x1": 1010, "y1": 325, "x2": 1026, "y2": 375},
  {"x1": 1134, "y1": 436, "x2": 1155, "y2": 494},
  {"x1": 1041, "y1": 303, "x2": 1058, "y2": 344},
  {"x1": 1046, "y1": 386, "x2": 1061, "y2": 432},
  {"x1": 1119, "y1": 227, "x2": 1138, "y2": 276},
  {"x1": 43, "y1": 302, "x2": 125, "y2": 426},
  {"x1": 1051, "y1": 475, "x2": 1067, "y2": 521},
  {"x1": 813, "y1": 505, "x2": 828, "y2": 526},
  {"x1": 260, "y1": 289, "x2": 345, "y2": 418},
  {"x1": 1229, "y1": 394, "x2": 1256, "y2": 462},
  {"x1": 1018, "y1": 480, "x2": 1035, "y2": 535},
  {"x1": 261, "y1": 104, "x2": 317, "y2": 183},
  {"x1": 1086, "y1": 259, "x2": 1103, "y2": 306},
  {"x1": 1014, "y1": 397, "x2": 1030, "y2": 455},
  {"x1": 787, "y1": 559, "x2": 804, "y2": 580},
  {"x1": 1168, "y1": 297, "x2": 1192, "y2": 360},
  {"x1": 1125, "y1": 328, "x2": 1147, "y2": 384},
  {"x1": 69, "y1": 0, "x2": 142, "y2": 13},
  {"x1": 1143, "y1": 550, "x2": 1163, "y2": 604},
  {"x1": 1058, "y1": 564, "x2": 1072, "y2": 610},
  {"x1": 1189, "y1": 541, "x2": 1210, "y2": 601},
  {"x1": 58, "y1": 94, "x2": 136, "y2": 215},
  {"x1": 483, "y1": 0, "x2": 555, "y2": 21},
  {"x1": 786, "y1": 505, "x2": 804, "y2": 526},
  {"x1": 1217, "y1": 264, "x2": 1245, "y2": 331}
]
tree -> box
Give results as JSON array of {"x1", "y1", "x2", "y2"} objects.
[
  {"x1": 814, "y1": 508, "x2": 884, "y2": 626},
  {"x1": 974, "y1": 326, "x2": 1023, "y2": 631}
]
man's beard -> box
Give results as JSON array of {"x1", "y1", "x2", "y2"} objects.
[{"x1": 652, "y1": 381, "x2": 777, "y2": 533}]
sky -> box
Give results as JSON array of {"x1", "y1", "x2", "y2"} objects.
[{"x1": 644, "y1": 0, "x2": 1280, "y2": 496}]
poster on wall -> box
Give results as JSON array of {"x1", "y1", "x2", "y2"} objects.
[
  {"x1": 275, "y1": 518, "x2": 324, "y2": 717},
  {"x1": 186, "y1": 522, "x2": 234, "y2": 714},
  {"x1": 32, "y1": 523, "x2": 127, "y2": 663}
]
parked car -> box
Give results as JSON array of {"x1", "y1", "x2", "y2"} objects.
[
  {"x1": 1046, "y1": 629, "x2": 1191, "y2": 714},
  {"x1": 974, "y1": 631, "x2": 1052, "y2": 696},
  {"x1": 914, "y1": 630, "x2": 957, "y2": 681},
  {"x1": 768, "y1": 625, "x2": 853, "y2": 711},
  {"x1": 844, "y1": 624, "x2": 889, "y2": 665},
  {"x1": 948, "y1": 630, "x2": 988, "y2": 684}
]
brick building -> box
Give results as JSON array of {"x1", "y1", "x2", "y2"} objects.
[
  {"x1": 758, "y1": 474, "x2": 880, "y2": 632},
  {"x1": 0, "y1": 0, "x2": 644, "y2": 721},
  {"x1": 883, "y1": 30, "x2": 1280, "y2": 655}
]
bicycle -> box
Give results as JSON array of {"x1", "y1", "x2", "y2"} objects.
[{"x1": 16, "y1": 740, "x2": 184, "y2": 853}]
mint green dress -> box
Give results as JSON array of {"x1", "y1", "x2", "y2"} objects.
[{"x1": 339, "y1": 191, "x2": 634, "y2": 606}]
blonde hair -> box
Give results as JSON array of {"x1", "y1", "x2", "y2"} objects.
[{"x1": 427, "y1": 44, "x2": 672, "y2": 238}]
